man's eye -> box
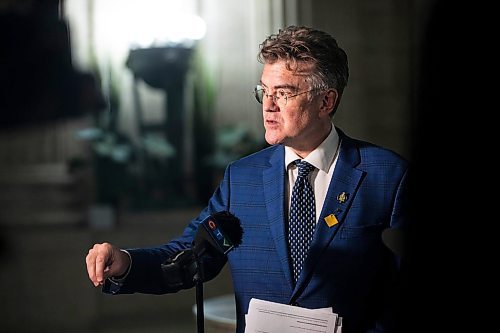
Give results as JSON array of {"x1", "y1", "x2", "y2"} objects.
[{"x1": 277, "y1": 90, "x2": 289, "y2": 98}]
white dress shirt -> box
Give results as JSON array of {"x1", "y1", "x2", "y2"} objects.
[{"x1": 285, "y1": 125, "x2": 341, "y2": 223}]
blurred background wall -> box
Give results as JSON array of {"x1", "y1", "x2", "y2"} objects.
[{"x1": 0, "y1": 0, "x2": 433, "y2": 332}]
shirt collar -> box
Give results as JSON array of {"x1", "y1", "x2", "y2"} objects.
[{"x1": 285, "y1": 124, "x2": 340, "y2": 172}]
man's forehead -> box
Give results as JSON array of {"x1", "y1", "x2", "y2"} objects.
[
  {"x1": 261, "y1": 61, "x2": 313, "y2": 86},
  {"x1": 264, "y1": 59, "x2": 314, "y2": 72}
]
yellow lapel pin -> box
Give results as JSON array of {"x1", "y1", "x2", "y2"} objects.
[
  {"x1": 337, "y1": 192, "x2": 348, "y2": 204},
  {"x1": 324, "y1": 214, "x2": 339, "y2": 227}
]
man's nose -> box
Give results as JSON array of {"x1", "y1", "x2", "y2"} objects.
[{"x1": 263, "y1": 94, "x2": 279, "y2": 112}]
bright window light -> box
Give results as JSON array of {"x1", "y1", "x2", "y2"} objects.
[{"x1": 94, "y1": 0, "x2": 206, "y2": 51}]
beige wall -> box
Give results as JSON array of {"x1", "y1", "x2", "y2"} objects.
[{"x1": 304, "y1": 0, "x2": 433, "y2": 157}]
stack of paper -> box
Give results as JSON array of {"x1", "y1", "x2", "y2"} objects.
[{"x1": 244, "y1": 298, "x2": 342, "y2": 333}]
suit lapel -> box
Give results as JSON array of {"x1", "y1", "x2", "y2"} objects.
[
  {"x1": 291, "y1": 134, "x2": 365, "y2": 299},
  {"x1": 263, "y1": 145, "x2": 295, "y2": 291}
]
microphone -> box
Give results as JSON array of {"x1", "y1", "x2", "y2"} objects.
[
  {"x1": 193, "y1": 210, "x2": 243, "y2": 257},
  {"x1": 161, "y1": 211, "x2": 243, "y2": 290}
]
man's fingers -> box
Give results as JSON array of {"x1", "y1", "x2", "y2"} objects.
[
  {"x1": 86, "y1": 243, "x2": 112, "y2": 287},
  {"x1": 85, "y1": 249, "x2": 99, "y2": 287},
  {"x1": 94, "y1": 255, "x2": 108, "y2": 285}
]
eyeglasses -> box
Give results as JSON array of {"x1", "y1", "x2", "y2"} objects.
[{"x1": 253, "y1": 84, "x2": 317, "y2": 108}]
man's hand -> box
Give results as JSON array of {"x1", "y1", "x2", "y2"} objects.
[{"x1": 86, "y1": 243, "x2": 130, "y2": 287}]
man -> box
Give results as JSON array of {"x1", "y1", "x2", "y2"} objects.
[{"x1": 86, "y1": 26, "x2": 407, "y2": 333}]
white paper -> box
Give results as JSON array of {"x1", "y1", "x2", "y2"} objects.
[
  {"x1": 335, "y1": 317, "x2": 342, "y2": 333},
  {"x1": 244, "y1": 298, "x2": 341, "y2": 333}
]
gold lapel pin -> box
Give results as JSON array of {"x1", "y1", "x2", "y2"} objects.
[
  {"x1": 337, "y1": 192, "x2": 349, "y2": 204},
  {"x1": 324, "y1": 214, "x2": 339, "y2": 227}
]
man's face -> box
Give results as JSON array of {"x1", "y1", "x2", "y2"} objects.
[{"x1": 260, "y1": 61, "x2": 329, "y2": 155}]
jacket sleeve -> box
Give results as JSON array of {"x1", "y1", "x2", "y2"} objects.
[{"x1": 103, "y1": 165, "x2": 234, "y2": 295}]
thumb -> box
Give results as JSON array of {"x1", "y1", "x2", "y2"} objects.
[{"x1": 105, "y1": 249, "x2": 131, "y2": 279}]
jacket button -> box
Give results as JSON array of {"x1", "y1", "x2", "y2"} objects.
[{"x1": 291, "y1": 301, "x2": 299, "y2": 306}]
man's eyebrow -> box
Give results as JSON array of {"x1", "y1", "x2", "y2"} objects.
[{"x1": 260, "y1": 81, "x2": 298, "y2": 91}]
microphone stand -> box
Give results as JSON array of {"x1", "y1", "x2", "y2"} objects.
[{"x1": 193, "y1": 252, "x2": 205, "y2": 333}]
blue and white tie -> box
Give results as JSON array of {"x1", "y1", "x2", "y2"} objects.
[{"x1": 288, "y1": 160, "x2": 316, "y2": 283}]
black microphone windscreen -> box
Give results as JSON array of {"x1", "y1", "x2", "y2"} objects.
[
  {"x1": 161, "y1": 211, "x2": 242, "y2": 289},
  {"x1": 211, "y1": 211, "x2": 243, "y2": 247},
  {"x1": 194, "y1": 211, "x2": 243, "y2": 256}
]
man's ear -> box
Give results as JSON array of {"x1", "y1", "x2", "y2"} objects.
[{"x1": 319, "y1": 89, "x2": 338, "y2": 117}]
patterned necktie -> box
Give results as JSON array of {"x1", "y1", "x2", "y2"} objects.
[{"x1": 288, "y1": 160, "x2": 316, "y2": 283}]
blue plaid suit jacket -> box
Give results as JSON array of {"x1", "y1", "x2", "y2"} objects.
[{"x1": 105, "y1": 128, "x2": 408, "y2": 333}]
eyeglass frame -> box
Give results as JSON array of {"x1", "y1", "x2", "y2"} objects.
[{"x1": 253, "y1": 84, "x2": 320, "y2": 107}]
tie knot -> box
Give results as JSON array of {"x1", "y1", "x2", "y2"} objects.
[{"x1": 295, "y1": 160, "x2": 315, "y2": 178}]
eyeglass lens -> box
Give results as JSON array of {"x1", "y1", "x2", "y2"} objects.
[{"x1": 254, "y1": 85, "x2": 264, "y2": 104}]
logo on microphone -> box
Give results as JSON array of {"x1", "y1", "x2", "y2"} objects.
[
  {"x1": 208, "y1": 220, "x2": 216, "y2": 230},
  {"x1": 208, "y1": 219, "x2": 225, "y2": 242},
  {"x1": 203, "y1": 218, "x2": 233, "y2": 254}
]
